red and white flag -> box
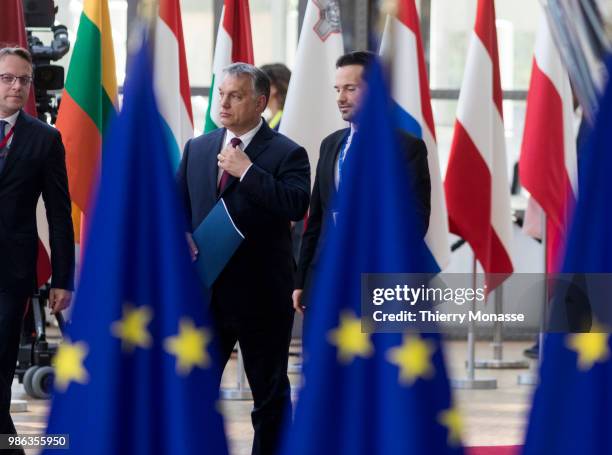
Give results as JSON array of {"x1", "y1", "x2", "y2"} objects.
[
  {"x1": 519, "y1": 12, "x2": 578, "y2": 273},
  {"x1": 204, "y1": 0, "x2": 254, "y2": 133},
  {"x1": 155, "y1": 0, "x2": 194, "y2": 170},
  {"x1": 444, "y1": 0, "x2": 513, "y2": 282},
  {"x1": 380, "y1": 0, "x2": 450, "y2": 268}
]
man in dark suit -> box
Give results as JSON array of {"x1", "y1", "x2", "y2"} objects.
[
  {"x1": 293, "y1": 51, "x2": 431, "y2": 313},
  {"x1": 0, "y1": 47, "x2": 74, "y2": 450},
  {"x1": 177, "y1": 63, "x2": 310, "y2": 455}
]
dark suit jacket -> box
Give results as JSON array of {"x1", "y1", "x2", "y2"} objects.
[
  {"x1": 0, "y1": 111, "x2": 74, "y2": 297},
  {"x1": 296, "y1": 127, "x2": 431, "y2": 290},
  {"x1": 177, "y1": 120, "x2": 310, "y2": 320}
]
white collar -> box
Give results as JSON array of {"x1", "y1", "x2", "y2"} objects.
[
  {"x1": 224, "y1": 118, "x2": 264, "y2": 150},
  {"x1": 0, "y1": 110, "x2": 20, "y2": 128}
]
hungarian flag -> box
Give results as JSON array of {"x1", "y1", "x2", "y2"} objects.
[
  {"x1": 154, "y1": 0, "x2": 194, "y2": 170},
  {"x1": 519, "y1": 11, "x2": 578, "y2": 273},
  {"x1": 444, "y1": 0, "x2": 513, "y2": 283},
  {"x1": 0, "y1": 0, "x2": 52, "y2": 286},
  {"x1": 204, "y1": 0, "x2": 253, "y2": 133},
  {"x1": 280, "y1": 0, "x2": 345, "y2": 175},
  {"x1": 55, "y1": 0, "x2": 118, "y2": 245},
  {"x1": 380, "y1": 0, "x2": 450, "y2": 268}
]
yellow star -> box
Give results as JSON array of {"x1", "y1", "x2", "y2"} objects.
[
  {"x1": 111, "y1": 304, "x2": 153, "y2": 351},
  {"x1": 438, "y1": 406, "x2": 463, "y2": 446},
  {"x1": 386, "y1": 335, "x2": 435, "y2": 385},
  {"x1": 327, "y1": 310, "x2": 373, "y2": 364},
  {"x1": 53, "y1": 339, "x2": 89, "y2": 392},
  {"x1": 566, "y1": 331, "x2": 610, "y2": 371},
  {"x1": 164, "y1": 319, "x2": 211, "y2": 375}
]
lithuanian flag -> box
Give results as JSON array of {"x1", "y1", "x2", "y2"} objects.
[{"x1": 56, "y1": 0, "x2": 117, "y2": 244}]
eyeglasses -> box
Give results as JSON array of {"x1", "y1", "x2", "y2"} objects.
[{"x1": 0, "y1": 73, "x2": 33, "y2": 87}]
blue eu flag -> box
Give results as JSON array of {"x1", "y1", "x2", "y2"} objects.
[
  {"x1": 44, "y1": 34, "x2": 229, "y2": 455},
  {"x1": 281, "y1": 59, "x2": 462, "y2": 455},
  {"x1": 523, "y1": 59, "x2": 612, "y2": 454}
]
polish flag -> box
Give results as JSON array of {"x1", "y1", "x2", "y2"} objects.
[
  {"x1": 444, "y1": 0, "x2": 514, "y2": 284},
  {"x1": 519, "y1": 12, "x2": 578, "y2": 272},
  {"x1": 380, "y1": 0, "x2": 450, "y2": 268},
  {"x1": 204, "y1": 0, "x2": 254, "y2": 133},
  {"x1": 154, "y1": 0, "x2": 194, "y2": 170}
]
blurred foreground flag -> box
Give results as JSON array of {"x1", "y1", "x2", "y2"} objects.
[
  {"x1": 44, "y1": 32, "x2": 228, "y2": 455},
  {"x1": 522, "y1": 59, "x2": 612, "y2": 455},
  {"x1": 281, "y1": 59, "x2": 462, "y2": 455},
  {"x1": 380, "y1": 0, "x2": 450, "y2": 268},
  {"x1": 280, "y1": 0, "x2": 345, "y2": 174}
]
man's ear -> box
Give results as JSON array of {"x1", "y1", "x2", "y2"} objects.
[{"x1": 257, "y1": 94, "x2": 268, "y2": 113}]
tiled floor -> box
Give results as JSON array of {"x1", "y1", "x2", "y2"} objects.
[{"x1": 12, "y1": 340, "x2": 536, "y2": 455}]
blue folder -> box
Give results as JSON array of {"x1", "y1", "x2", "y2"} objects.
[{"x1": 193, "y1": 198, "x2": 244, "y2": 287}]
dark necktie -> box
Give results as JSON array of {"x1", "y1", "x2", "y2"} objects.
[
  {"x1": 0, "y1": 120, "x2": 7, "y2": 174},
  {"x1": 218, "y1": 137, "x2": 242, "y2": 195}
]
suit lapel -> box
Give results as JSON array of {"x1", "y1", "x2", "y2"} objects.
[
  {"x1": 218, "y1": 120, "x2": 273, "y2": 198},
  {"x1": 207, "y1": 129, "x2": 224, "y2": 200},
  {"x1": 243, "y1": 120, "x2": 273, "y2": 163},
  {"x1": 0, "y1": 111, "x2": 29, "y2": 182}
]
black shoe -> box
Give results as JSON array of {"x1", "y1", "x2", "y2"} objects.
[{"x1": 524, "y1": 343, "x2": 539, "y2": 359}]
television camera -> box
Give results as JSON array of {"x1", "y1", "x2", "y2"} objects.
[{"x1": 22, "y1": 0, "x2": 70, "y2": 124}]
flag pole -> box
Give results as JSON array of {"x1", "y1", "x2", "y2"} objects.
[
  {"x1": 474, "y1": 283, "x2": 529, "y2": 369},
  {"x1": 519, "y1": 213, "x2": 547, "y2": 386},
  {"x1": 451, "y1": 252, "x2": 497, "y2": 389},
  {"x1": 378, "y1": 0, "x2": 398, "y2": 88},
  {"x1": 475, "y1": 222, "x2": 529, "y2": 369},
  {"x1": 127, "y1": 0, "x2": 158, "y2": 58},
  {"x1": 137, "y1": 0, "x2": 158, "y2": 36}
]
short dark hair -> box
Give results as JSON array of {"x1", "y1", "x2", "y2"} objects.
[
  {"x1": 223, "y1": 62, "x2": 271, "y2": 105},
  {"x1": 336, "y1": 50, "x2": 376, "y2": 70},
  {"x1": 0, "y1": 46, "x2": 33, "y2": 66},
  {"x1": 260, "y1": 63, "x2": 291, "y2": 108}
]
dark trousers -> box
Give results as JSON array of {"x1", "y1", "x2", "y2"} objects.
[
  {"x1": 0, "y1": 289, "x2": 26, "y2": 453},
  {"x1": 213, "y1": 308, "x2": 294, "y2": 455}
]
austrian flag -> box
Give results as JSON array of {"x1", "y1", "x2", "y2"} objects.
[{"x1": 444, "y1": 0, "x2": 514, "y2": 281}]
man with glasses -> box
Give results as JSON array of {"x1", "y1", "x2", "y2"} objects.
[{"x1": 0, "y1": 47, "x2": 74, "y2": 451}]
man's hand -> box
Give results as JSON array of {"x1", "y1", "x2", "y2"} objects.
[
  {"x1": 186, "y1": 232, "x2": 198, "y2": 262},
  {"x1": 49, "y1": 288, "x2": 72, "y2": 314},
  {"x1": 292, "y1": 289, "x2": 305, "y2": 315},
  {"x1": 217, "y1": 142, "x2": 252, "y2": 178}
]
